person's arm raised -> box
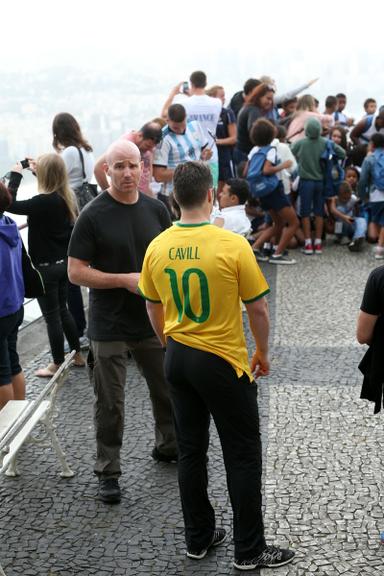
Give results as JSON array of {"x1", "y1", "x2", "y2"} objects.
[{"x1": 68, "y1": 257, "x2": 140, "y2": 293}]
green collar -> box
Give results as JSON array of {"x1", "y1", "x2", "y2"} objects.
[{"x1": 175, "y1": 221, "x2": 210, "y2": 228}]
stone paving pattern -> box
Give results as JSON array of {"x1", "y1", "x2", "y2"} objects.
[{"x1": 1, "y1": 244, "x2": 384, "y2": 575}]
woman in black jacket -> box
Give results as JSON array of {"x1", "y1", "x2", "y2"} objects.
[{"x1": 7, "y1": 154, "x2": 85, "y2": 376}]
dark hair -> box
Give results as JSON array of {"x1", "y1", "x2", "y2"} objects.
[
  {"x1": 364, "y1": 98, "x2": 377, "y2": 110},
  {"x1": 371, "y1": 133, "x2": 384, "y2": 149},
  {"x1": 336, "y1": 93, "x2": 346, "y2": 100},
  {"x1": 325, "y1": 95, "x2": 337, "y2": 108},
  {"x1": 52, "y1": 112, "x2": 93, "y2": 152},
  {"x1": 345, "y1": 166, "x2": 360, "y2": 181},
  {"x1": 248, "y1": 84, "x2": 274, "y2": 108},
  {"x1": 276, "y1": 125, "x2": 287, "y2": 142},
  {"x1": 243, "y1": 78, "x2": 261, "y2": 95},
  {"x1": 190, "y1": 70, "x2": 207, "y2": 89},
  {"x1": 329, "y1": 125, "x2": 348, "y2": 150},
  {"x1": 173, "y1": 161, "x2": 212, "y2": 209},
  {"x1": 282, "y1": 97, "x2": 297, "y2": 108},
  {"x1": 226, "y1": 178, "x2": 249, "y2": 205},
  {"x1": 347, "y1": 144, "x2": 367, "y2": 167},
  {"x1": 250, "y1": 118, "x2": 275, "y2": 146},
  {"x1": 338, "y1": 181, "x2": 352, "y2": 195},
  {"x1": 140, "y1": 122, "x2": 162, "y2": 144},
  {"x1": 0, "y1": 182, "x2": 12, "y2": 213},
  {"x1": 168, "y1": 104, "x2": 186, "y2": 123}
]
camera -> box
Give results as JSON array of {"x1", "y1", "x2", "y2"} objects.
[{"x1": 20, "y1": 158, "x2": 30, "y2": 169}]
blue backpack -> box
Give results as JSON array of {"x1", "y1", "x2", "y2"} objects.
[
  {"x1": 372, "y1": 149, "x2": 384, "y2": 191},
  {"x1": 247, "y1": 145, "x2": 279, "y2": 198},
  {"x1": 320, "y1": 140, "x2": 345, "y2": 197}
]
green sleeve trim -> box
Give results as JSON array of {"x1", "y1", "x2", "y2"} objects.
[
  {"x1": 137, "y1": 286, "x2": 161, "y2": 303},
  {"x1": 242, "y1": 288, "x2": 270, "y2": 304}
]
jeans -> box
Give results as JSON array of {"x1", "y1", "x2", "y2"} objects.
[
  {"x1": 298, "y1": 179, "x2": 324, "y2": 217},
  {"x1": 165, "y1": 338, "x2": 265, "y2": 561},
  {"x1": 335, "y1": 217, "x2": 367, "y2": 239},
  {"x1": 37, "y1": 260, "x2": 80, "y2": 364},
  {"x1": 89, "y1": 337, "x2": 177, "y2": 478}
]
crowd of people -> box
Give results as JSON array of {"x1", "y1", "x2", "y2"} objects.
[{"x1": 1, "y1": 69, "x2": 384, "y2": 570}]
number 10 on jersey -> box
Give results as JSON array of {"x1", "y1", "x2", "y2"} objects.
[{"x1": 164, "y1": 267, "x2": 210, "y2": 323}]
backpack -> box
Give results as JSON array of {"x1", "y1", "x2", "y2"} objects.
[
  {"x1": 247, "y1": 145, "x2": 279, "y2": 198},
  {"x1": 320, "y1": 140, "x2": 345, "y2": 197},
  {"x1": 372, "y1": 149, "x2": 384, "y2": 191}
]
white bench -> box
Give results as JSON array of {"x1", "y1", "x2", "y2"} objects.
[{"x1": 0, "y1": 352, "x2": 76, "y2": 478}]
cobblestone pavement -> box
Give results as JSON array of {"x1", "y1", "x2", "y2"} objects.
[{"x1": 1, "y1": 244, "x2": 384, "y2": 575}]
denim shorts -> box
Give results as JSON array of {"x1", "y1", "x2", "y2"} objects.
[
  {"x1": 368, "y1": 202, "x2": 384, "y2": 227},
  {"x1": 298, "y1": 179, "x2": 324, "y2": 217},
  {"x1": 259, "y1": 183, "x2": 291, "y2": 213},
  {"x1": 0, "y1": 306, "x2": 24, "y2": 386}
]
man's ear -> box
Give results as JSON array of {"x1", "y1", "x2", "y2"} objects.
[
  {"x1": 103, "y1": 162, "x2": 110, "y2": 176},
  {"x1": 207, "y1": 187, "x2": 214, "y2": 204}
]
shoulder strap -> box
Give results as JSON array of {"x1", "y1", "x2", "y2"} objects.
[{"x1": 76, "y1": 147, "x2": 87, "y2": 181}]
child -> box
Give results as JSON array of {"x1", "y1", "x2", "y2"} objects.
[
  {"x1": 363, "y1": 98, "x2": 377, "y2": 117},
  {"x1": 329, "y1": 181, "x2": 367, "y2": 251},
  {"x1": 345, "y1": 166, "x2": 360, "y2": 192},
  {"x1": 218, "y1": 178, "x2": 251, "y2": 235},
  {"x1": 247, "y1": 118, "x2": 299, "y2": 264},
  {"x1": 291, "y1": 117, "x2": 345, "y2": 254},
  {"x1": 358, "y1": 133, "x2": 384, "y2": 258},
  {"x1": 324, "y1": 95, "x2": 337, "y2": 116}
]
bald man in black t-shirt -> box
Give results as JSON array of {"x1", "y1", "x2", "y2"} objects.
[{"x1": 68, "y1": 140, "x2": 177, "y2": 504}]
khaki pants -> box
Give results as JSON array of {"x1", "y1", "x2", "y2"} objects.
[{"x1": 89, "y1": 337, "x2": 176, "y2": 478}]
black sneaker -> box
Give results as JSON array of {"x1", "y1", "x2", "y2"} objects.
[
  {"x1": 253, "y1": 248, "x2": 270, "y2": 262},
  {"x1": 233, "y1": 545, "x2": 295, "y2": 570},
  {"x1": 187, "y1": 528, "x2": 227, "y2": 560},
  {"x1": 348, "y1": 237, "x2": 364, "y2": 252},
  {"x1": 269, "y1": 253, "x2": 296, "y2": 265},
  {"x1": 98, "y1": 478, "x2": 121, "y2": 504},
  {"x1": 151, "y1": 447, "x2": 178, "y2": 463}
]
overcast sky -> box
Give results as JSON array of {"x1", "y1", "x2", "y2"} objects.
[{"x1": 3, "y1": 0, "x2": 384, "y2": 115}]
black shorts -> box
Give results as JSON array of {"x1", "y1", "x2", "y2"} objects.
[
  {"x1": 0, "y1": 306, "x2": 24, "y2": 386},
  {"x1": 259, "y1": 183, "x2": 291, "y2": 213}
]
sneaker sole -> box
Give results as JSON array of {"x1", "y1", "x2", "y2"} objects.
[
  {"x1": 233, "y1": 553, "x2": 295, "y2": 570},
  {"x1": 187, "y1": 532, "x2": 227, "y2": 560},
  {"x1": 269, "y1": 260, "x2": 296, "y2": 265}
]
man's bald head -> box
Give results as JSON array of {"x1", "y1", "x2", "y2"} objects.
[{"x1": 105, "y1": 140, "x2": 141, "y2": 167}]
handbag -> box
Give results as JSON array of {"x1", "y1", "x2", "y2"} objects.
[
  {"x1": 74, "y1": 148, "x2": 98, "y2": 211},
  {"x1": 21, "y1": 240, "x2": 45, "y2": 298}
]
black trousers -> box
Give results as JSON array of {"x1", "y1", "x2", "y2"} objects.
[
  {"x1": 165, "y1": 338, "x2": 265, "y2": 561},
  {"x1": 67, "y1": 281, "x2": 86, "y2": 338},
  {"x1": 37, "y1": 261, "x2": 80, "y2": 364}
]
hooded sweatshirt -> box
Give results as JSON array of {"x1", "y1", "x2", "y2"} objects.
[
  {"x1": 0, "y1": 214, "x2": 24, "y2": 318},
  {"x1": 291, "y1": 118, "x2": 345, "y2": 181}
]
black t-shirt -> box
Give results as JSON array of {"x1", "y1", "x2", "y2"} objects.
[
  {"x1": 229, "y1": 91, "x2": 245, "y2": 118},
  {"x1": 216, "y1": 107, "x2": 236, "y2": 166},
  {"x1": 236, "y1": 105, "x2": 264, "y2": 154},
  {"x1": 68, "y1": 191, "x2": 171, "y2": 340},
  {"x1": 7, "y1": 172, "x2": 73, "y2": 264},
  {"x1": 361, "y1": 266, "x2": 384, "y2": 315}
]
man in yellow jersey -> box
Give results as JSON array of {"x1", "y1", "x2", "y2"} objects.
[{"x1": 138, "y1": 161, "x2": 295, "y2": 571}]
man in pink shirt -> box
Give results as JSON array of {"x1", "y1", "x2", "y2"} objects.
[{"x1": 94, "y1": 122, "x2": 162, "y2": 195}]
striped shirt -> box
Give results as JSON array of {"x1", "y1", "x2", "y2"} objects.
[{"x1": 153, "y1": 121, "x2": 207, "y2": 196}]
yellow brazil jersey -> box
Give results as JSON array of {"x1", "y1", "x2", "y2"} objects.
[{"x1": 138, "y1": 222, "x2": 269, "y2": 381}]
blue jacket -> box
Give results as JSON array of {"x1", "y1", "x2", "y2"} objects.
[{"x1": 0, "y1": 214, "x2": 24, "y2": 318}]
